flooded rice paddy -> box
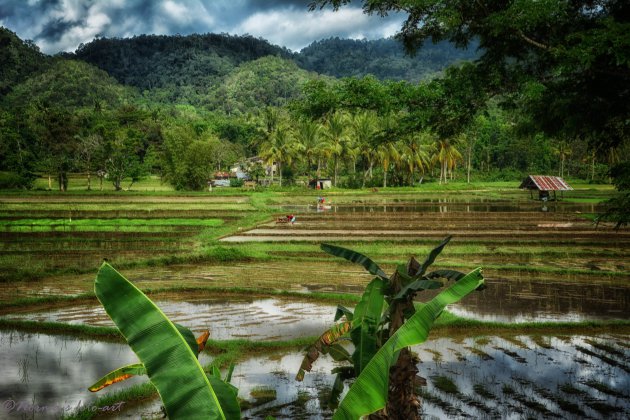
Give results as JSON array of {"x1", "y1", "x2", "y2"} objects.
[
  {"x1": 6, "y1": 298, "x2": 339, "y2": 341},
  {"x1": 4, "y1": 331, "x2": 625, "y2": 419},
  {"x1": 0, "y1": 191, "x2": 628, "y2": 418},
  {"x1": 0, "y1": 330, "x2": 207, "y2": 419}
]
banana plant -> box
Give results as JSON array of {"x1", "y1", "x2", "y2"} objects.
[
  {"x1": 296, "y1": 236, "x2": 484, "y2": 419},
  {"x1": 93, "y1": 263, "x2": 240, "y2": 419},
  {"x1": 89, "y1": 329, "x2": 210, "y2": 392}
]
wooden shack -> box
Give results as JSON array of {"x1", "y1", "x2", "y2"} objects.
[
  {"x1": 519, "y1": 175, "x2": 572, "y2": 200},
  {"x1": 308, "y1": 178, "x2": 332, "y2": 190}
]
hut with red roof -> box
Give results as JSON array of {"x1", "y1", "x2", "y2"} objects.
[{"x1": 519, "y1": 175, "x2": 573, "y2": 201}]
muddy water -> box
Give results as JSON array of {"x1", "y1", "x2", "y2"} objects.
[
  {"x1": 122, "y1": 334, "x2": 630, "y2": 419},
  {"x1": 0, "y1": 331, "x2": 214, "y2": 419},
  {"x1": 274, "y1": 201, "x2": 604, "y2": 214},
  {"x1": 119, "y1": 352, "x2": 339, "y2": 419},
  {"x1": 416, "y1": 335, "x2": 630, "y2": 419},
  {"x1": 447, "y1": 277, "x2": 630, "y2": 322},
  {"x1": 1, "y1": 258, "x2": 627, "y2": 321},
  {"x1": 7, "y1": 298, "x2": 340, "y2": 341}
]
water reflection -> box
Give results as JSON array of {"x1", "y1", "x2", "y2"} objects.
[
  {"x1": 447, "y1": 278, "x2": 630, "y2": 322},
  {"x1": 0, "y1": 332, "x2": 146, "y2": 419},
  {"x1": 416, "y1": 336, "x2": 630, "y2": 419},
  {"x1": 7, "y1": 298, "x2": 339, "y2": 341},
  {"x1": 274, "y1": 201, "x2": 603, "y2": 214}
]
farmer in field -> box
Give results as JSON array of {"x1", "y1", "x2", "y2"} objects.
[{"x1": 288, "y1": 214, "x2": 296, "y2": 224}]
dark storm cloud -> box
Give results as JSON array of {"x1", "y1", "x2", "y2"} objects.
[{"x1": 0, "y1": 0, "x2": 403, "y2": 54}]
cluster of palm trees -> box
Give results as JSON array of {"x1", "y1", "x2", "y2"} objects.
[{"x1": 257, "y1": 108, "x2": 465, "y2": 187}]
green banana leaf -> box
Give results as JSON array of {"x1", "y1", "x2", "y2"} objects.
[
  {"x1": 426, "y1": 268, "x2": 466, "y2": 281},
  {"x1": 333, "y1": 267, "x2": 484, "y2": 420},
  {"x1": 334, "y1": 305, "x2": 354, "y2": 322},
  {"x1": 207, "y1": 376, "x2": 240, "y2": 420},
  {"x1": 351, "y1": 278, "x2": 386, "y2": 374},
  {"x1": 95, "y1": 263, "x2": 229, "y2": 419},
  {"x1": 321, "y1": 243, "x2": 389, "y2": 279},
  {"x1": 416, "y1": 235, "x2": 452, "y2": 276},
  {"x1": 89, "y1": 327, "x2": 209, "y2": 393},
  {"x1": 296, "y1": 321, "x2": 352, "y2": 381},
  {"x1": 391, "y1": 279, "x2": 443, "y2": 302}
]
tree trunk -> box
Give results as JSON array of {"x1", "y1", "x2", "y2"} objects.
[
  {"x1": 362, "y1": 162, "x2": 373, "y2": 188},
  {"x1": 334, "y1": 156, "x2": 338, "y2": 187},
  {"x1": 48, "y1": 175, "x2": 52, "y2": 190},
  {"x1": 467, "y1": 150, "x2": 472, "y2": 184},
  {"x1": 383, "y1": 169, "x2": 387, "y2": 188},
  {"x1": 369, "y1": 260, "x2": 423, "y2": 420},
  {"x1": 278, "y1": 161, "x2": 283, "y2": 187},
  {"x1": 86, "y1": 169, "x2": 91, "y2": 191}
]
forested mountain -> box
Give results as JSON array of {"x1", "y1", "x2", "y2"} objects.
[
  {"x1": 0, "y1": 27, "x2": 49, "y2": 96},
  {"x1": 296, "y1": 37, "x2": 479, "y2": 82},
  {"x1": 71, "y1": 33, "x2": 476, "y2": 97},
  {"x1": 72, "y1": 33, "x2": 294, "y2": 92},
  {"x1": 207, "y1": 56, "x2": 323, "y2": 115}
]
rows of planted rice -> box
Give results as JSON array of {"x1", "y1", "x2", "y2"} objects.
[{"x1": 0, "y1": 194, "x2": 255, "y2": 282}]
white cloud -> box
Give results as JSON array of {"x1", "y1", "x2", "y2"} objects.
[
  {"x1": 162, "y1": 0, "x2": 190, "y2": 24},
  {"x1": 237, "y1": 8, "x2": 383, "y2": 51}
]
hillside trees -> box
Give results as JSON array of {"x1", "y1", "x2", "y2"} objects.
[{"x1": 314, "y1": 0, "x2": 630, "y2": 149}]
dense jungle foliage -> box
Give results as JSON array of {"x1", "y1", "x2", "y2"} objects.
[{"x1": 0, "y1": 7, "x2": 628, "y2": 197}]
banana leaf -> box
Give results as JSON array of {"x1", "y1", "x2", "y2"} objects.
[
  {"x1": 426, "y1": 268, "x2": 466, "y2": 281},
  {"x1": 327, "y1": 343, "x2": 352, "y2": 362},
  {"x1": 328, "y1": 373, "x2": 345, "y2": 410},
  {"x1": 416, "y1": 235, "x2": 452, "y2": 277},
  {"x1": 88, "y1": 363, "x2": 146, "y2": 392},
  {"x1": 95, "y1": 263, "x2": 228, "y2": 419},
  {"x1": 321, "y1": 243, "x2": 389, "y2": 279},
  {"x1": 296, "y1": 321, "x2": 352, "y2": 381},
  {"x1": 351, "y1": 278, "x2": 386, "y2": 374},
  {"x1": 89, "y1": 328, "x2": 209, "y2": 393},
  {"x1": 391, "y1": 279, "x2": 443, "y2": 302},
  {"x1": 333, "y1": 267, "x2": 484, "y2": 420},
  {"x1": 334, "y1": 305, "x2": 354, "y2": 322}
]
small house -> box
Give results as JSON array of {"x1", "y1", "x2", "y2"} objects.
[
  {"x1": 519, "y1": 175, "x2": 572, "y2": 200},
  {"x1": 308, "y1": 178, "x2": 332, "y2": 190}
]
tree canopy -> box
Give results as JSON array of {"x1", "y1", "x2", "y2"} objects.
[{"x1": 313, "y1": 0, "x2": 630, "y2": 148}]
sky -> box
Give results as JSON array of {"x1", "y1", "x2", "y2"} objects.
[{"x1": 0, "y1": 0, "x2": 404, "y2": 55}]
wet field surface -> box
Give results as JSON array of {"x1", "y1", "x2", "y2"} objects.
[
  {"x1": 5, "y1": 297, "x2": 339, "y2": 341},
  {"x1": 0, "y1": 192, "x2": 628, "y2": 418},
  {"x1": 119, "y1": 334, "x2": 630, "y2": 419}
]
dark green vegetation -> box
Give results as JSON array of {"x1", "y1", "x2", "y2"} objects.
[
  {"x1": 2, "y1": 15, "x2": 628, "y2": 206},
  {"x1": 296, "y1": 240, "x2": 483, "y2": 418}
]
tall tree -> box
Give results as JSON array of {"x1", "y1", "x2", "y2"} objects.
[{"x1": 322, "y1": 111, "x2": 348, "y2": 186}]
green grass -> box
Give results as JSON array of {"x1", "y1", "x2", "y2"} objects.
[
  {"x1": 63, "y1": 382, "x2": 156, "y2": 420},
  {"x1": 1, "y1": 218, "x2": 224, "y2": 232}
]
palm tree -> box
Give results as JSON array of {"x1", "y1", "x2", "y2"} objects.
[
  {"x1": 259, "y1": 124, "x2": 297, "y2": 187},
  {"x1": 398, "y1": 133, "x2": 431, "y2": 186},
  {"x1": 322, "y1": 111, "x2": 348, "y2": 187},
  {"x1": 376, "y1": 141, "x2": 400, "y2": 188},
  {"x1": 351, "y1": 111, "x2": 378, "y2": 187},
  {"x1": 375, "y1": 113, "x2": 402, "y2": 188},
  {"x1": 432, "y1": 138, "x2": 462, "y2": 184},
  {"x1": 294, "y1": 119, "x2": 322, "y2": 177},
  {"x1": 552, "y1": 140, "x2": 572, "y2": 178}
]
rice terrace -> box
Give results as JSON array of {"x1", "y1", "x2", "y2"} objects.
[
  {"x1": 0, "y1": 180, "x2": 628, "y2": 419},
  {"x1": 1, "y1": 0, "x2": 630, "y2": 419}
]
